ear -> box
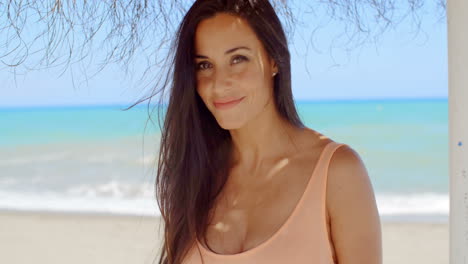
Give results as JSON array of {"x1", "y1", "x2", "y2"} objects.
[{"x1": 270, "y1": 57, "x2": 278, "y2": 74}]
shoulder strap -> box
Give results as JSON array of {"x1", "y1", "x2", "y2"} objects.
[
  {"x1": 321, "y1": 141, "x2": 347, "y2": 179},
  {"x1": 303, "y1": 141, "x2": 348, "y2": 202},
  {"x1": 319, "y1": 141, "x2": 348, "y2": 214}
]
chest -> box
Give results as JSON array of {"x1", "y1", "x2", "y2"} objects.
[{"x1": 199, "y1": 156, "x2": 318, "y2": 255}]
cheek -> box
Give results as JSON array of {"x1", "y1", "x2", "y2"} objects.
[
  {"x1": 237, "y1": 67, "x2": 258, "y2": 83},
  {"x1": 196, "y1": 81, "x2": 215, "y2": 113},
  {"x1": 196, "y1": 78, "x2": 207, "y2": 93},
  {"x1": 239, "y1": 67, "x2": 270, "y2": 99},
  {"x1": 196, "y1": 74, "x2": 211, "y2": 94},
  {"x1": 196, "y1": 85, "x2": 208, "y2": 105}
]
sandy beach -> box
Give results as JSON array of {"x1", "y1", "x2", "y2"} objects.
[{"x1": 0, "y1": 210, "x2": 448, "y2": 264}]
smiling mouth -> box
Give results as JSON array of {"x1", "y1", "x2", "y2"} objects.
[{"x1": 213, "y1": 97, "x2": 245, "y2": 110}]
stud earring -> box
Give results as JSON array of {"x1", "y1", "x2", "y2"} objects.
[{"x1": 272, "y1": 72, "x2": 277, "y2": 77}]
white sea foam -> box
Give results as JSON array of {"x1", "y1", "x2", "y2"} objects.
[
  {"x1": 67, "y1": 181, "x2": 155, "y2": 198},
  {"x1": 0, "y1": 186, "x2": 450, "y2": 222},
  {"x1": 377, "y1": 192, "x2": 449, "y2": 215},
  {"x1": 0, "y1": 189, "x2": 160, "y2": 217}
]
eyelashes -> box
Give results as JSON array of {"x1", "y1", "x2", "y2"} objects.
[
  {"x1": 196, "y1": 55, "x2": 249, "y2": 71},
  {"x1": 230, "y1": 55, "x2": 249, "y2": 65}
]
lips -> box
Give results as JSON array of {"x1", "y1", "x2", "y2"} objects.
[{"x1": 213, "y1": 97, "x2": 245, "y2": 109}]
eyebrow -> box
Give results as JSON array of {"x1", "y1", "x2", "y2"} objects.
[{"x1": 195, "y1": 46, "x2": 251, "y2": 59}]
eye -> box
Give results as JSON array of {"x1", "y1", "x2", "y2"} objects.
[
  {"x1": 196, "y1": 61, "x2": 211, "y2": 71},
  {"x1": 232, "y1": 55, "x2": 248, "y2": 64}
]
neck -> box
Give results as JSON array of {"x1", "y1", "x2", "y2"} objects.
[{"x1": 228, "y1": 99, "x2": 301, "y2": 171}]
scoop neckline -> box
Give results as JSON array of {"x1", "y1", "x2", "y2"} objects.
[{"x1": 196, "y1": 141, "x2": 335, "y2": 258}]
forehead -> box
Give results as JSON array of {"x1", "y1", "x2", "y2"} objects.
[{"x1": 194, "y1": 13, "x2": 261, "y2": 54}]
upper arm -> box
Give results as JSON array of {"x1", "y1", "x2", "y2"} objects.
[{"x1": 326, "y1": 144, "x2": 382, "y2": 264}]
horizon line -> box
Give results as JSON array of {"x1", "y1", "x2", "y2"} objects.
[{"x1": 0, "y1": 96, "x2": 448, "y2": 110}]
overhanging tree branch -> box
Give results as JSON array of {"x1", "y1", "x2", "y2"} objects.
[{"x1": 0, "y1": 0, "x2": 446, "y2": 97}]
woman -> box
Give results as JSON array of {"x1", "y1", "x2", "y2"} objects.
[{"x1": 153, "y1": 0, "x2": 382, "y2": 263}]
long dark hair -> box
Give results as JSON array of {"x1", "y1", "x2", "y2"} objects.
[{"x1": 127, "y1": 0, "x2": 304, "y2": 263}]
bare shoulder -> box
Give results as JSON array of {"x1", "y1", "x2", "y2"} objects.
[
  {"x1": 326, "y1": 144, "x2": 383, "y2": 264},
  {"x1": 327, "y1": 144, "x2": 375, "y2": 209},
  {"x1": 328, "y1": 144, "x2": 368, "y2": 184}
]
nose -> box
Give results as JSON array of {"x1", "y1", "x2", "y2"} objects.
[{"x1": 212, "y1": 67, "x2": 232, "y2": 94}]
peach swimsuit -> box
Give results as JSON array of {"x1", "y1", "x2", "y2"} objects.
[{"x1": 182, "y1": 141, "x2": 346, "y2": 264}]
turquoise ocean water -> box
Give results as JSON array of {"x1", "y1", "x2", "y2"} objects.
[{"x1": 0, "y1": 98, "x2": 448, "y2": 222}]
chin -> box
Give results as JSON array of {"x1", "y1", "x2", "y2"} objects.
[{"x1": 215, "y1": 118, "x2": 245, "y2": 130}]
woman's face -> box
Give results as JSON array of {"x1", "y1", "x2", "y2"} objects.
[{"x1": 194, "y1": 13, "x2": 278, "y2": 130}]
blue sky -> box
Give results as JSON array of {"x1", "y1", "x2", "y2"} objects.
[{"x1": 0, "y1": 3, "x2": 447, "y2": 108}]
